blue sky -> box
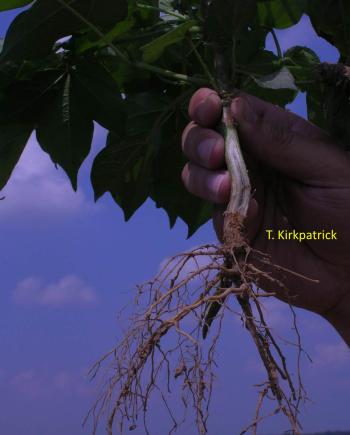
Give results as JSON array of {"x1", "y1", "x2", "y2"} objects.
[{"x1": 0, "y1": 8, "x2": 349, "y2": 435}]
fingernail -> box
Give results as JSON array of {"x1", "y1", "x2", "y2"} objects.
[{"x1": 197, "y1": 138, "x2": 216, "y2": 165}]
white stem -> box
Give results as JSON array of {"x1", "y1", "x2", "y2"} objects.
[{"x1": 223, "y1": 105, "x2": 251, "y2": 217}]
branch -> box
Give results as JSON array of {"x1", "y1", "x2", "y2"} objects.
[
  {"x1": 271, "y1": 29, "x2": 283, "y2": 59},
  {"x1": 55, "y1": 0, "x2": 207, "y2": 86}
]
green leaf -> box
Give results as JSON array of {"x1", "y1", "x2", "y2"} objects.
[
  {"x1": 235, "y1": 27, "x2": 269, "y2": 68},
  {"x1": 0, "y1": 0, "x2": 32, "y2": 11},
  {"x1": 253, "y1": 66, "x2": 297, "y2": 90},
  {"x1": 73, "y1": 59, "x2": 126, "y2": 136},
  {"x1": 91, "y1": 88, "x2": 212, "y2": 234},
  {"x1": 91, "y1": 91, "x2": 169, "y2": 220},
  {"x1": 73, "y1": 0, "x2": 159, "y2": 55},
  {"x1": 317, "y1": 63, "x2": 350, "y2": 150},
  {"x1": 204, "y1": 0, "x2": 257, "y2": 42},
  {"x1": 74, "y1": 15, "x2": 135, "y2": 55},
  {"x1": 150, "y1": 105, "x2": 212, "y2": 237},
  {"x1": 282, "y1": 46, "x2": 325, "y2": 133},
  {"x1": 257, "y1": 0, "x2": 306, "y2": 29},
  {"x1": 0, "y1": 122, "x2": 33, "y2": 190},
  {"x1": 0, "y1": 0, "x2": 128, "y2": 62},
  {"x1": 36, "y1": 74, "x2": 94, "y2": 190},
  {"x1": 283, "y1": 46, "x2": 320, "y2": 90},
  {"x1": 241, "y1": 50, "x2": 298, "y2": 106},
  {"x1": 141, "y1": 20, "x2": 195, "y2": 63},
  {"x1": 0, "y1": 54, "x2": 63, "y2": 90},
  {"x1": 99, "y1": 53, "x2": 152, "y2": 93},
  {"x1": 243, "y1": 79, "x2": 298, "y2": 106},
  {"x1": 284, "y1": 46, "x2": 320, "y2": 69},
  {"x1": 241, "y1": 50, "x2": 280, "y2": 76},
  {"x1": 152, "y1": 178, "x2": 212, "y2": 237},
  {"x1": 0, "y1": 60, "x2": 66, "y2": 190},
  {"x1": 0, "y1": 65, "x2": 65, "y2": 124},
  {"x1": 306, "y1": 85, "x2": 327, "y2": 135},
  {"x1": 126, "y1": 92, "x2": 170, "y2": 136},
  {"x1": 91, "y1": 133, "x2": 152, "y2": 220},
  {"x1": 307, "y1": 0, "x2": 350, "y2": 60}
]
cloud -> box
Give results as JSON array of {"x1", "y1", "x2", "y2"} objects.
[
  {"x1": 13, "y1": 274, "x2": 97, "y2": 307},
  {"x1": 9, "y1": 368, "x2": 92, "y2": 399},
  {"x1": 0, "y1": 133, "x2": 92, "y2": 220},
  {"x1": 10, "y1": 370, "x2": 47, "y2": 399},
  {"x1": 52, "y1": 370, "x2": 92, "y2": 396},
  {"x1": 312, "y1": 342, "x2": 350, "y2": 368}
]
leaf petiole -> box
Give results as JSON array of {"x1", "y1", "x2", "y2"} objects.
[
  {"x1": 136, "y1": 2, "x2": 188, "y2": 21},
  {"x1": 55, "y1": 0, "x2": 207, "y2": 86}
]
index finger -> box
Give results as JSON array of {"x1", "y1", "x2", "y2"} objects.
[{"x1": 188, "y1": 88, "x2": 222, "y2": 127}]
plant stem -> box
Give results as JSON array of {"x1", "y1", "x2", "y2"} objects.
[
  {"x1": 136, "y1": 2, "x2": 187, "y2": 21},
  {"x1": 188, "y1": 38, "x2": 218, "y2": 91},
  {"x1": 222, "y1": 105, "x2": 251, "y2": 218},
  {"x1": 55, "y1": 0, "x2": 207, "y2": 86},
  {"x1": 110, "y1": 25, "x2": 201, "y2": 45},
  {"x1": 214, "y1": 49, "x2": 251, "y2": 223},
  {"x1": 271, "y1": 29, "x2": 283, "y2": 59},
  {"x1": 231, "y1": 36, "x2": 237, "y2": 83}
]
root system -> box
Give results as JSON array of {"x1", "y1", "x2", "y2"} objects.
[
  {"x1": 86, "y1": 236, "x2": 313, "y2": 435},
  {"x1": 86, "y1": 93, "x2": 313, "y2": 435}
]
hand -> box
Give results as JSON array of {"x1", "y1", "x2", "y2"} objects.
[{"x1": 181, "y1": 88, "x2": 350, "y2": 345}]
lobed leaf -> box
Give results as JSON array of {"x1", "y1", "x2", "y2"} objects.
[
  {"x1": 0, "y1": 64, "x2": 66, "y2": 123},
  {"x1": 0, "y1": 0, "x2": 33, "y2": 12},
  {"x1": 91, "y1": 134, "x2": 152, "y2": 220},
  {"x1": 150, "y1": 96, "x2": 212, "y2": 236},
  {"x1": 317, "y1": 63, "x2": 350, "y2": 150},
  {"x1": 91, "y1": 92, "x2": 169, "y2": 220},
  {"x1": 36, "y1": 73, "x2": 94, "y2": 190},
  {"x1": 257, "y1": 0, "x2": 306, "y2": 29},
  {"x1": 74, "y1": 0, "x2": 159, "y2": 55},
  {"x1": 0, "y1": 122, "x2": 33, "y2": 191},
  {"x1": 0, "y1": 0, "x2": 128, "y2": 62},
  {"x1": 241, "y1": 51, "x2": 298, "y2": 105},
  {"x1": 141, "y1": 20, "x2": 195, "y2": 63},
  {"x1": 282, "y1": 46, "x2": 327, "y2": 134},
  {"x1": 283, "y1": 45, "x2": 320, "y2": 90},
  {"x1": 307, "y1": 0, "x2": 350, "y2": 60},
  {"x1": 91, "y1": 89, "x2": 212, "y2": 235},
  {"x1": 204, "y1": 0, "x2": 257, "y2": 43},
  {"x1": 253, "y1": 66, "x2": 297, "y2": 90},
  {"x1": 73, "y1": 59, "x2": 126, "y2": 136}
]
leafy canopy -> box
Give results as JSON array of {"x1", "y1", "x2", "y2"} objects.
[{"x1": 0, "y1": 0, "x2": 348, "y2": 236}]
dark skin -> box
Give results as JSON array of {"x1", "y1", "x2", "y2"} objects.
[{"x1": 181, "y1": 88, "x2": 350, "y2": 346}]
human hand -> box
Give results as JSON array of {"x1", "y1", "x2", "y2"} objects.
[{"x1": 181, "y1": 88, "x2": 350, "y2": 345}]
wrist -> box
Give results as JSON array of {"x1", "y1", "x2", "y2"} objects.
[{"x1": 323, "y1": 294, "x2": 350, "y2": 347}]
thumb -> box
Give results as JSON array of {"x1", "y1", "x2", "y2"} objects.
[{"x1": 231, "y1": 95, "x2": 349, "y2": 187}]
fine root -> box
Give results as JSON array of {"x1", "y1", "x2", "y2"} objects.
[{"x1": 85, "y1": 235, "x2": 311, "y2": 435}]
